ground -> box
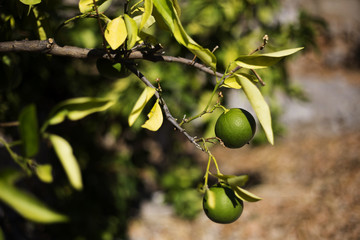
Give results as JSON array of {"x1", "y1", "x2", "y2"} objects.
[{"x1": 128, "y1": 129, "x2": 360, "y2": 240}]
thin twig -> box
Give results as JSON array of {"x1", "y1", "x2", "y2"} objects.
[
  {"x1": 125, "y1": 64, "x2": 204, "y2": 151},
  {"x1": 250, "y1": 69, "x2": 266, "y2": 86},
  {"x1": 0, "y1": 121, "x2": 19, "y2": 127}
]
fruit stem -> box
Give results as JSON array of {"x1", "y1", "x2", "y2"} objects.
[
  {"x1": 211, "y1": 155, "x2": 221, "y2": 175},
  {"x1": 180, "y1": 70, "x2": 227, "y2": 126},
  {"x1": 219, "y1": 105, "x2": 229, "y2": 113},
  {"x1": 203, "y1": 154, "x2": 212, "y2": 188}
]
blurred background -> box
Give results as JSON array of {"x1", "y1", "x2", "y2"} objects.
[{"x1": 0, "y1": 0, "x2": 359, "y2": 239}]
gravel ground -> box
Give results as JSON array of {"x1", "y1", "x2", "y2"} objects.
[{"x1": 128, "y1": 130, "x2": 360, "y2": 240}]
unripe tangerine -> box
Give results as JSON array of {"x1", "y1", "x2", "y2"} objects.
[
  {"x1": 215, "y1": 108, "x2": 256, "y2": 148},
  {"x1": 203, "y1": 183, "x2": 243, "y2": 224}
]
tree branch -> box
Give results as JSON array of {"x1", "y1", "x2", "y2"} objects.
[
  {"x1": 125, "y1": 64, "x2": 203, "y2": 151},
  {"x1": 0, "y1": 39, "x2": 223, "y2": 78}
]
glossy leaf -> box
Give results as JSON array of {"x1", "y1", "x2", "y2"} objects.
[
  {"x1": 124, "y1": 14, "x2": 138, "y2": 50},
  {"x1": 35, "y1": 164, "x2": 53, "y2": 183},
  {"x1": 236, "y1": 74, "x2": 274, "y2": 145},
  {"x1": 79, "y1": 0, "x2": 111, "y2": 13},
  {"x1": 233, "y1": 186, "x2": 262, "y2": 202},
  {"x1": 128, "y1": 87, "x2": 156, "y2": 127},
  {"x1": 0, "y1": 170, "x2": 67, "y2": 223},
  {"x1": 235, "y1": 47, "x2": 303, "y2": 69},
  {"x1": 139, "y1": 0, "x2": 153, "y2": 30},
  {"x1": 48, "y1": 134, "x2": 83, "y2": 190},
  {"x1": 18, "y1": 104, "x2": 39, "y2": 158},
  {"x1": 20, "y1": 0, "x2": 41, "y2": 5},
  {"x1": 153, "y1": 0, "x2": 216, "y2": 70},
  {"x1": 43, "y1": 97, "x2": 114, "y2": 129},
  {"x1": 141, "y1": 99, "x2": 163, "y2": 131},
  {"x1": 105, "y1": 16, "x2": 127, "y2": 50}
]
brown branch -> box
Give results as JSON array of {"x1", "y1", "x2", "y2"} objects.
[
  {"x1": 0, "y1": 121, "x2": 19, "y2": 127},
  {"x1": 0, "y1": 39, "x2": 223, "y2": 78}
]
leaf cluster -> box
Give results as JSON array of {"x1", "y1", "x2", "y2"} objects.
[{"x1": 0, "y1": 0, "x2": 319, "y2": 237}]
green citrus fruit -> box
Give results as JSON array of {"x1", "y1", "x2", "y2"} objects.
[
  {"x1": 215, "y1": 108, "x2": 256, "y2": 148},
  {"x1": 203, "y1": 183, "x2": 243, "y2": 224},
  {"x1": 96, "y1": 58, "x2": 130, "y2": 79}
]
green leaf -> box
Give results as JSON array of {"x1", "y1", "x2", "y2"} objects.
[
  {"x1": 48, "y1": 134, "x2": 83, "y2": 190},
  {"x1": 235, "y1": 47, "x2": 304, "y2": 69},
  {"x1": 124, "y1": 14, "x2": 138, "y2": 50},
  {"x1": 212, "y1": 173, "x2": 249, "y2": 187},
  {"x1": 32, "y1": 7, "x2": 47, "y2": 40},
  {"x1": 223, "y1": 76, "x2": 241, "y2": 89},
  {"x1": 78, "y1": 0, "x2": 111, "y2": 13},
  {"x1": 18, "y1": 104, "x2": 39, "y2": 158},
  {"x1": 233, "y1": 186, "x2": 262, "y2": 202},
  {"x1": 153, "y1": 0, "x2": 216, "y2": 70},
  {"x1": 141, "y1": 99, "x2": 163, "y2": 131},
  {"x1": 35, "y1": 164, "x2": 53, "y2": 183},
  {"x1": 0, "y1": 170, "x2": 68, "y2": 223},
  {"x1": 128, "y1": 87, "x2": 156, "y2": 127},
  {"x1": 20, "y1": 0, "x2": 41, "y2": 5},
  {"x1": 0, "y1": 226, "x2": 4, "y2": 240},
  {"x1": 134, "y1": 15, "x2": 155, "y2": 30},
  {"x1": 211, "y1": 173, "x2": 235, "y2": 181},
  {"x1": 43, "y1": 97, "x2": 114, "y2": 130},
  {"x1": 235, "y1": 74, "x2": 274, "y2": 145},
  {"x1": 105, "y1": 15, "x2": 127, "y2": 50},
  {"x1": 227, "y1": 175, "x2": 249, "y2": 188},
  {"x1": 139, "y1": 0, "x2": 153, "y2": 30}
]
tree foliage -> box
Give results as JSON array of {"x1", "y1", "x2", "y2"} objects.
[{"x1": 0, "y1": 0, "x2": 324, "y2": 238}]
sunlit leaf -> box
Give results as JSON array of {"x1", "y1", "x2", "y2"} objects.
[
  {"x1": 235, "y1": 74, "x2": 274, "y2": 145},
  {"x1": 235, "y1": 47, "x2": 303, "y2": 69},
  {"x1": 134, "y1": 15, "x2": 155, "y2": 30},
  {"x1": 43, "y1": 97, "x2": 114, "y2": 130},
  {"x1": 141, "y1": 99, "x2": 163, "y2": 131},
  {"x1": 32, "y1": 7, "x2": 47, "y2": 40},
  {"x1": 105, "y1": 16, "x2": 127, "y2": 50},
  {"x1": 139, "y1": 0, "x2": 153, "y2": 30},
  {"x1": 18, "y1": 104, "x2": 39, "y2": 158},
  {"x1": 0, "y1": 169, "x2": 67, "y2": 223},
  {"x1": 35, "y1": 164, "x2": 53, "y2": 183},
  {"x1": 233, "y1": 186, "x2": 262, "y2": 202},
  {"x1": 20, "y1": 0, "x2": 41, "y2": 5},
  {"x1": 153, "y1": 0, "x2": 216, "y2": 70},
  {"x1": 172, "y1": 0, "x2": 181, "y2": 16},
  {"x1": 223, "y1": 76, "x2": 241, "y2": 89},
  {"x1": 48, "y1": 134, "x2": 83, "y2": 190},
  {"x1": 128, "y1": 87, "x2": 156, "y2": 127},
  {"x1": 79, "y1": 0, "x2": 111, "y2": 13},
  {"x1": 124, "y1": 14, "x2": 138, "y2": 50}
]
